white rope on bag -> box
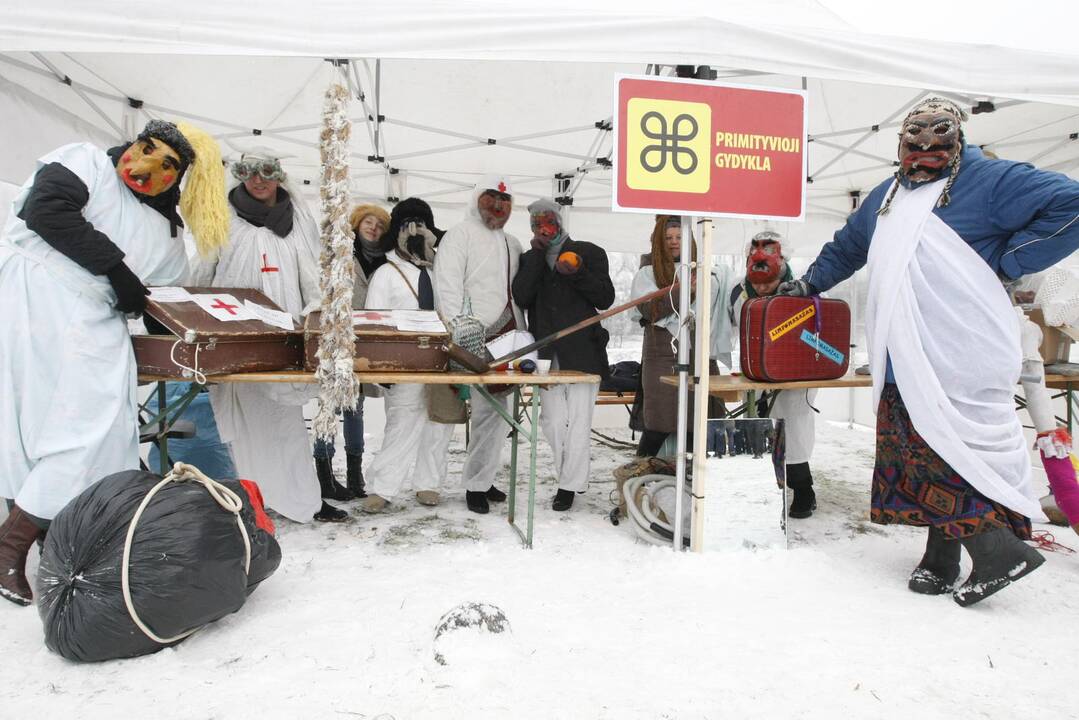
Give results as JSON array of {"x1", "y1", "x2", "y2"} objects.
[
  {"x1": 169, "y1": 338, "x2": 207, "y2": 385},
  {"x1": 121, "y1": 462, "x2": 251, "y2": 645}
]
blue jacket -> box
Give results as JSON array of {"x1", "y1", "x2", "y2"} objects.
[
  {"x1": 802, "y1": 144, "x2": 1079, "y2": 383},
  {"x1": 805, "y1": 144, "x2": 1079, "y2": 292}
]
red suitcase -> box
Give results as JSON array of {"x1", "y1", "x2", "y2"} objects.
[{"x1": 739, "y1": 296, "x2": 851, "y2": 382}]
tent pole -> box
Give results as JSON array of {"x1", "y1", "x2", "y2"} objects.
[
  {"x1": 672, "y1": 215, "x2": 694, "y2": 551},
  {"x1": 374, "y1": 58, "x2": 382, "y2": 160},
  {"x1": 690, "y1": 218, "x2": 713, "y2": 552}
]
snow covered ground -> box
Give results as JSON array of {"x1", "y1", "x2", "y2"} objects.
[{"x1": 3, "y1": 420, "x2": 1078, "y2": 719}]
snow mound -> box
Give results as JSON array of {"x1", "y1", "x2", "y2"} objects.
[{"x1": 432, "y1": 602, "x2": 511, "y2": 667}]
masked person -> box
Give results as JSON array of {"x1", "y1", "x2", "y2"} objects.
[
  {"x1": 0, "y1": 120, "x2": 228, "y2": 605},
  {"x1": 189, "y1": 150, "x2": 346, "y2": 523},
  {"x1": 780, "y1": 98, "x2": 1079, "y2": 606},
  {"x1": 360, "y1": 198, "x2": 454, "y2": 512},
  {"x1": 729, "y1": 231, "x2": 820, "y2": 518},
  {"x1": 435, "y1": 176, "x2": 525, "y2": 514},
  {"x1": 511, "y1": 199, "x2": 615, "y2": 511},
  {"x1": 312, "y1": 203, "x2": 391, "y2": 500},
  {"x1": 631, "y1": 216, "x2": 735, "y2": 457}
]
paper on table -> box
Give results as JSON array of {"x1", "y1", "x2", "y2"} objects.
[
  {"x1": 486, "y1": 330, "x2": 538, "y2": 361},
  {"x1": 190, "y1": 293, "x2": 258, "y2": 322},
  {"x1": 396, "y1": 319, "x2": 448, "y2": 333},
  {"x1": 148, "y1": 286, "x2": 194, "y2": 303},
  {"x1": 243, "y1": 300, "x2": 296, "y2": 331}
]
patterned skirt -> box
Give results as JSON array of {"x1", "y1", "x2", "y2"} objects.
[{"x1": 871, "y1": 384, "x2": 1031, "y2": 540}]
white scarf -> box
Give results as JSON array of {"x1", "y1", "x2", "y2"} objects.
[{"x1": 866, "y1": 179, "x2": 1043, "y2": 520}]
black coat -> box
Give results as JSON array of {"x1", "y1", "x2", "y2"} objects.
[{"x1": 511, "y1": 236, "x2": 615, "y2": 378}]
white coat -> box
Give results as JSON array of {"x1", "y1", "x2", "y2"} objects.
[
  {"x1": 187, "y1": 198, "x2": 322, "y2": 522},
  {"x1": 364, "y1": 253, "x2": 454, "y2": 498},
  {"x1": 0, "y1": 143, "x2": 187, "y2": 519},
  {"x1": 434, "y1": 216, "x2": 524, "y2": 331}
]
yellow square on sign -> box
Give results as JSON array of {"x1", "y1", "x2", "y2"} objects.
[{"x1": 626, "y1": 98, "x2": 711, "y2": 194}]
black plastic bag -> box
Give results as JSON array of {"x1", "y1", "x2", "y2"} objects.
[{"x1": 36, "y1": 468, "x2": 281, "y2": 662}]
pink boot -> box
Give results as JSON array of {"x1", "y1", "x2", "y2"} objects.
[{"x1": 1040, "y1": 451, "x2": 1079, "y2": 533}]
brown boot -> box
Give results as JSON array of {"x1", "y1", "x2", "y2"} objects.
[{"x1": 0, "y1": 505, "x2": 44, "y2": 606}]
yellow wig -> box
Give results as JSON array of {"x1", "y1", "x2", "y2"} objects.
[{"x1": 176, "y1": 122, "x2": 230, "y2": 258}]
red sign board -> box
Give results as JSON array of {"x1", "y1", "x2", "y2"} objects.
[{"x1": 613, "y1": 75, "x2": 807, "y2": 221}]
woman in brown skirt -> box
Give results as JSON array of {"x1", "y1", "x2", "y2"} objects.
[{"x1": 631, "y1": 216, "x2": 723, "y2": 456}]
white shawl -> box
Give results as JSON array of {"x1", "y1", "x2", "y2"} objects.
[{"x1": 866, "y1": 179, "x2": 1043, "y2": 520}]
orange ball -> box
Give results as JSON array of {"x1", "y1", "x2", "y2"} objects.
[{"x1": 558, "y1": 251, "x2": 581, "y2": 269}]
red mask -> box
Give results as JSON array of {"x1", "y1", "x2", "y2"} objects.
[
  {"x1": 530, "y1": 212, "x2": 561, "y2": 242},
  {"x1": 747, "y1": 241, "x2": 783, "y2": 284}
]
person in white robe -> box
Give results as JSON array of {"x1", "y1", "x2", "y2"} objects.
[
  {"x1": 188, "y1": 150, "x2": 346, "y2": 523},
  {"x1": 360, "y1": 198, "x2": 454, "y2": 512},
  {"x1": 434, "y1": 176, "x2": 525, "y2": 515},
  {"x1": 782, "y1": 98, "x2": 1079, "y2": 606},
  {"x1": 0, "y1": 120, "x2": 228, "y2": 605}
]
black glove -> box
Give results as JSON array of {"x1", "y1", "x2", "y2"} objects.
[
  {"x1": 776, "y1": 278, "x2": 816, "y2": 297},
  {"x1": 106, "y1": 262, "x2": 149, "y2": 314}
]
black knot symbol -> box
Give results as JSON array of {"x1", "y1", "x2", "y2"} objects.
[{"x1": 640, "y1": 111, "x2": 699, "y2": 175}]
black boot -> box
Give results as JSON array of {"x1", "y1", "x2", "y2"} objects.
[
  {"x1": 908, "y1": 526, "x2": 961, "y2": 595},
  {"x1": 552, "y1": 489, "x2": 575, "y2": 512},
  {"x1": 346, "y1": 453, "x2": 366, "y2": 499},
  {"x1": 485, "y1": 485, "x2": 507, "y2": 502},
  {"x1": 0, "y1": 505, "x2": 45, "y2": 606},
  {"x1": 953, "y1": 527, "x2": 1045, "y2": 607},
  {"x1": 316, "y1": 457, "x2": 354, "y2": 501},
  {"x1": 314, "y1": 500, "x2": 349, "y2": 523},
  {"x1": 466, "y1": 490, "x2": 490, "y2": 514},
  {"x1": 787, "y1": 462, "x2": 816, "y2": 519}
]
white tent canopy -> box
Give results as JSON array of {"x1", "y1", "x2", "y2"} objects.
[{"x1": 2, "y1": 1, "x2": 1078, "y2": 257}]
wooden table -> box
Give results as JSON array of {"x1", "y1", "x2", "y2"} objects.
[
  {"x1": 662, "y1": 372, "x2": 1079, "y2": 428},
  {"x1": 138, "y1": 369, "x2": 600, "y2": 548}
]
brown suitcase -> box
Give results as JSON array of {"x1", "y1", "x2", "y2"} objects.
[
  {"x1": 133, "y1": 287, "x2": 304, "y2": 378},
  {"x1": 304, "y1": 310, "x2": 450, "y2": 373}
]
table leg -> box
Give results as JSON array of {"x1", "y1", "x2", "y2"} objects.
[
  {"x1": 1069, "y1": 383, "x2": 1074, "y2": 434},
  {"x1": 157, "y1": 382, "x2": 169, "y2": 475},
  {"x1": 746, "y1": 389, "x2": 758, "y2": 418},
  {"x1": 508, "y1": 387, "x2": 520, "y2": 525},
  {"x1": 471, "y1": 384, "x2": 534, "y2": 548},
  {"x1": 527, "y1": 384, "x2": 540, "y2": 549},
  {"x1": 140, "y1": 381, "x2": 201, "y2": 475}
]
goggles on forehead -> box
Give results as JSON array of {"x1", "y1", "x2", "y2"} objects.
[{"x1": 232, "y1": 157, "x2": 286, "y2": 182}]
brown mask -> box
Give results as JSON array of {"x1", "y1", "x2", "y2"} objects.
[
  {"x1": 478, "y1": 190, "x2": 512, "y2": 229},
  {"x1": 116, "y1": 137, "x2": 182, "y2": 196},
  {"x1": 898, "y1": 101, "x2": 964, "y2": 183}
]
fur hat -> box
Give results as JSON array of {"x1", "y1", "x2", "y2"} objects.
[{"x1": 349, "y1": 203, "x2": 391, "y2": 233}]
